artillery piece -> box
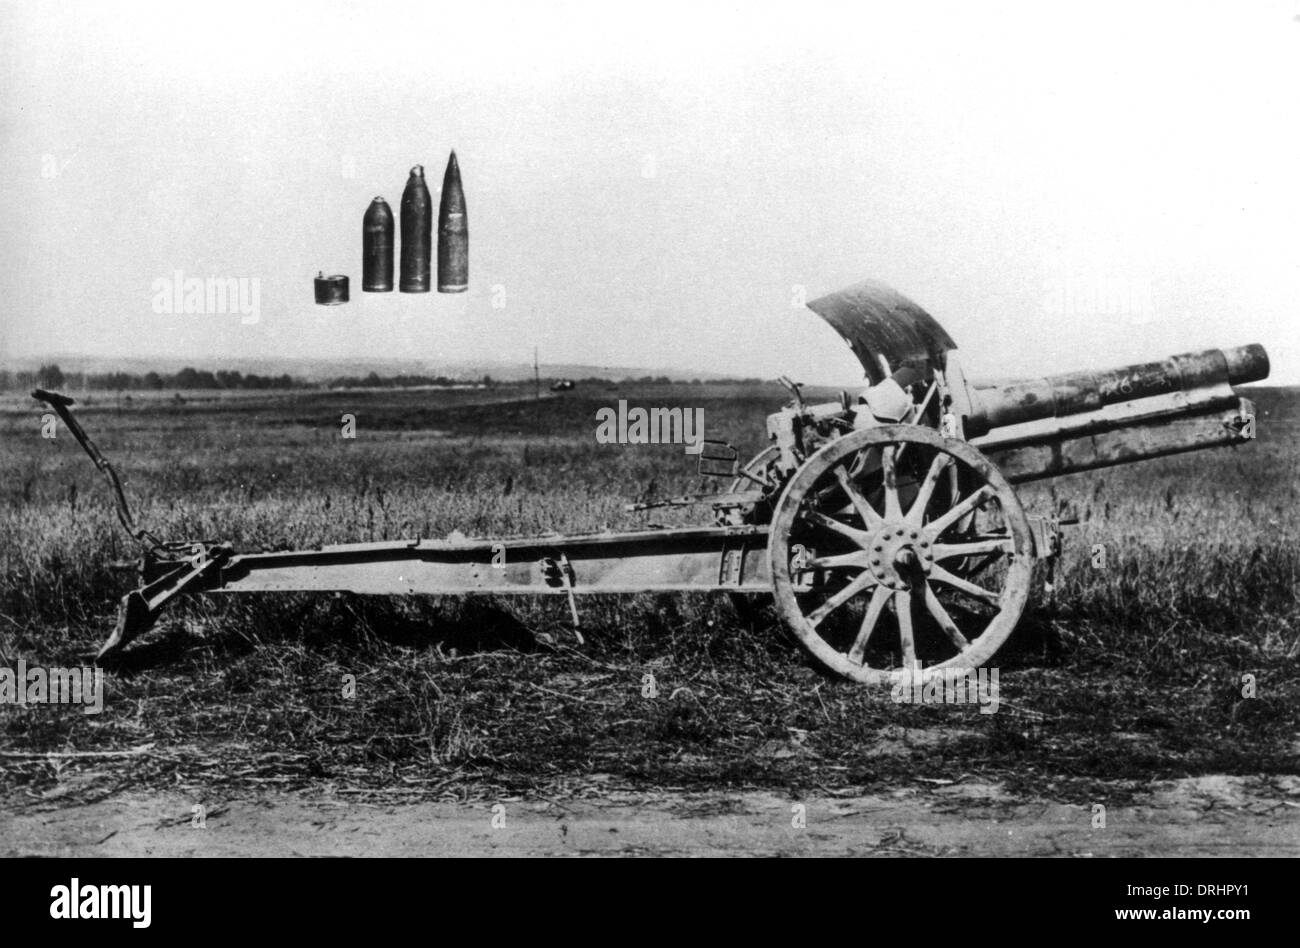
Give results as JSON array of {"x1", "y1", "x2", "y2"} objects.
[{"x1": 34, "y1": 280, "x2": 1268, "y2": 682}]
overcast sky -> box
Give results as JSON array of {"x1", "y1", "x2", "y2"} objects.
[{"x1": 2, "y1": 0, "x2": 1297, "y2": 384}]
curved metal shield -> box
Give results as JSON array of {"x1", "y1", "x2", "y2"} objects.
[{"x1": 806, "y1": 279, "x2": 958, "y2": 384}]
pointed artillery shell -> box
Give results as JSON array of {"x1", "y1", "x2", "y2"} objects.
[
  {"x1": 400, "y1": 165, "x2": 432, "y2": 292},
  {"x1": 437, "y1": 150, "x2": 468, "y2": 293}
]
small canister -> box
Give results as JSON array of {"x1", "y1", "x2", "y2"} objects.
[{"x1": 314, "y1": 272, "x2": 349, "y2": 305}]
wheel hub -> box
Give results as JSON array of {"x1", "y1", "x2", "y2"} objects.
[{"x1": 866, "y1": 523, "x2": 932, "y2": 589}]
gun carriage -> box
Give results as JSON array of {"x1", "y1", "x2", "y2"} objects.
[{"x1": 34, "y1": 280, "x2": 1267, "y2": 683}]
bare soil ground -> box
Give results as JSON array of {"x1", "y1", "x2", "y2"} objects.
[{"x1": 5, "y1": 775, "x2": 1298, "y2": 857}]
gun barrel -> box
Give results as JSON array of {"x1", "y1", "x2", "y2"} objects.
[{"x1": 971, "y1": 344, "x2": 1269, "y2": 431}]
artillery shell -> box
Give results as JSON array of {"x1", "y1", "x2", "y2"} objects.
[
  {"x1": 362, "y1": 197, "x2": 394, "y2": 292},
  {"x1": 400, "y1": 165, "x2": 432, "y2": 292},
  {"x1": 437, "y1": 150, "x2": 468, "y2": 293},
  {"x1": 314, "y1": 272, "x2": 349, "y2": 305}
]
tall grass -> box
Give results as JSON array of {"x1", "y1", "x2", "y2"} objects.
[{"x1": 1, "y1": 384, "x2": 1296, "y2": 796}]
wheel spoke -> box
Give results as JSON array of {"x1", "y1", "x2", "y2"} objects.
[
  {"x1": 925, "y1": 484, "x2": 995, "y2": 538},
  {"x1": 806, "y1": 571, "x2": 877, "y2": 627},
  {"x1": 833, "y1": 465, "x2": 885, "y2": 530},
  {"x1": 847, "y1": 584, "x2": 892, "y2": 664},
  {"x1": 881, "y1": 445, "x2": 902, "y2": 521},
  {"x1": 905, "y1": 452, "x2": 952, "y2": 527},
  {"x1": 806, "y1": 550, "x2": 872, "y2": 571},
  {"x1": 923, "y1": 581, "x2": 970, "y2": 651},
  {"x1": 932, "y1": 537, "x2": 1014, "y2": 560},
  {"x1": 929, "y1": 564, "x2": 1001, "y2": 606},
  {"x1": 896, "y1": 588, "x2": 917, "y2": 669},
  {"x1": 803, "y1": 510, "x2": 872, "y2": 545}
]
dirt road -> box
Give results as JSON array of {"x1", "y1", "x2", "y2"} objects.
[{"x1": 4, "y1": 775, "x2": 1297, "y2": 857}]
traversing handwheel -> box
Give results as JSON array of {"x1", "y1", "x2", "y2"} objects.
[{"x1": 768, "y1": 425, "x2": 1033, "y2": 684}]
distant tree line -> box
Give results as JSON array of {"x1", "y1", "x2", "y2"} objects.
[
  {"x1": 1, "y1": 364, "x2": 303, "y2": 392},
  {"x1": 614, "y1": 376, "x2": 766, "y2": 385},
  {"x1": 0, "y1": 364, "x2": 768, "y2": 393},
  {"x1": 324, "y1": 372, "x2": 495, "y2": 389}
]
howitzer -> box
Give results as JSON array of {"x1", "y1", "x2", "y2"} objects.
[{"x1": 34, "y1": 279, "x2": 1268, "y2": 683}]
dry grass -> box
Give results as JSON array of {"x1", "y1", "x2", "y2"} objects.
[{"x1": 1, "y1": 383, "x2": 1297, "y2": 803}]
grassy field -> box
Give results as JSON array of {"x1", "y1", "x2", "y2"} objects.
[{"x1": 1, "y1": 382, "x2": 1297, "y2": 803}]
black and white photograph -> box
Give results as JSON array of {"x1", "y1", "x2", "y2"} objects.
[{"x1": 0, "y1": 0, "x2": 1296, "y2": 893}]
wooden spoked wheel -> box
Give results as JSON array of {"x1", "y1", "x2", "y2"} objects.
[
  {"x1": 721, "y1": 446, "x2": 784, "y2": 520},
  {"x1": 768, "y1": 425, "x2": 1034, "y2": 684},
  {"x1": 721, "y1": 445, "x2": 784, "y2": 621}
]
